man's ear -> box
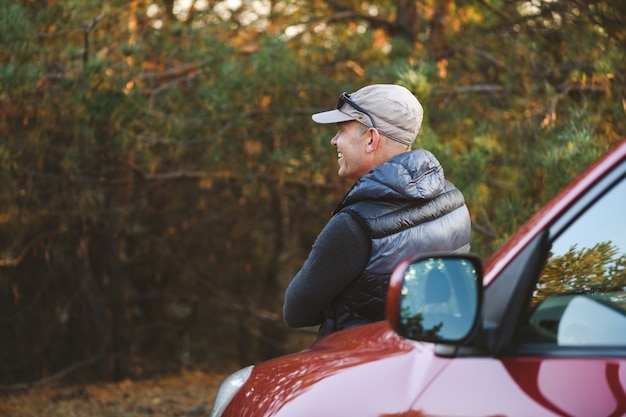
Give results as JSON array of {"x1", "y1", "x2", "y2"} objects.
[{"x1": 365, "y1": 128, "x2": 380, "y2": 153}]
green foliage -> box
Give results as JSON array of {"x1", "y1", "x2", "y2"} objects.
[
  {"x1": 538, "y1": 242, "x2": 626, "y2": 304},
  {"x1": 0, "y1": 1, "x2": 36, "y2": 60}
]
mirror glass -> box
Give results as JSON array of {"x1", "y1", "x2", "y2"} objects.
[{"x1": 398, "y1": 257, "x2": 479, "y2": 342}]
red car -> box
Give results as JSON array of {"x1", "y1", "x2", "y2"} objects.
[{"x1": 211, "y1": 138, "x2": 626, "y2": 417}]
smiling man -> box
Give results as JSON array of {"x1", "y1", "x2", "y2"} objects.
[{"x1": 283, "y1": 84, "x2": 472, "y2": 338}]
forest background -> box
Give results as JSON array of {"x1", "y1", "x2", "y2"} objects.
[{"x1": 1, "y1": 0, "x2": 625, "y2": 395}]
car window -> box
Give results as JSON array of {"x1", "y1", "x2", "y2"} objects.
[{"x1": 518, "y1": 174, "x2": 626, "y2": 347}]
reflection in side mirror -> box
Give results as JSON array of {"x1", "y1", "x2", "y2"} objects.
[{"x1": 388, "y1": 254, "x2": 482, "y2": 344}]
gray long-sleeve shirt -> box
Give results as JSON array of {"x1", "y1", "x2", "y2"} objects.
[{"x1": 283, "y1": 212, "x2": 369, "y2": 327}]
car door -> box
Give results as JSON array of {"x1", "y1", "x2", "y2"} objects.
[
  {"x1": 408, "y1": 160, "x2": 626, "y2": 417},
  {"x1": 503, "y1": 159, "x2": 626, "y2": 416}
]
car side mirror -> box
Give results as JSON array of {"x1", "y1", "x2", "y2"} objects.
[{"x1": 387, "y1": 254, "x2": 483, "y2": 344}]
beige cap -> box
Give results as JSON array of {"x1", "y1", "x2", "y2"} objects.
[{"x1": 312, "y1": 84, "x2": 424, "y2": 145}]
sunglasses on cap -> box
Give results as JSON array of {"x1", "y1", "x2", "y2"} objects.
[{"x1": 337, "y1": 92, "x2": 377, "y2": 129}]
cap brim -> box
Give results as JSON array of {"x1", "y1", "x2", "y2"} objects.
[{"x1": 312, "y1": 109, "x2": 354, "y2": 124}]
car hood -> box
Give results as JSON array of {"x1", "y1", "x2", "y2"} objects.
[{"x1": 224, "y1": 322, "x2": 450, "y2": 417}]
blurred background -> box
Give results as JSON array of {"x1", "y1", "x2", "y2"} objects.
[{"x1": 1, "y1": 0, "x2": 624, "y2": 386}]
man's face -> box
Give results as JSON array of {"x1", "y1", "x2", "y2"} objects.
[{"x1": 330, "y1": 121, "x2": 372, "y2": 180}]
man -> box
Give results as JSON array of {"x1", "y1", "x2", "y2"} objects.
[{"x1": 283, "y1": 84, "x2": 471, "y2": 338}]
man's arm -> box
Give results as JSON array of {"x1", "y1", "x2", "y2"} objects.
[{"x1": 283, "y1": 212, "x2": 370, "y2": 328}]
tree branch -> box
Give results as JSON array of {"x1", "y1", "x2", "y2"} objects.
[
  {"x1": 434, "y1": 84, "x2": 509, "y2": 95},
  {"x1": 82, "y1": 12, "x2": 105, "y2": 68},
  {"x1": 542, "y1": 81, "x2": 607, "y2": 128},
  {"x1": 288, "y1": 9, "x2": 395, "y2": 43},
  {"x1": 0, "y1": 347, "x2": 106, "y2": 391},
  {"x1": 0, "y1": 228, "x2": 67, "y2": 267}
]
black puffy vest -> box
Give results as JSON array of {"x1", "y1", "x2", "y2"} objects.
[{"x1": 318, "y1": 181, "x2": 471, "y2": 337}]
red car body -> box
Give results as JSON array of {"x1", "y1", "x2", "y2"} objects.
[{"x1": 217, "y1": 138, "x2": 626, "y2": 417}]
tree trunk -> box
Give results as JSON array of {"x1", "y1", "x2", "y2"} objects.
[
  {"x1": 105, "y1": 151, "x2": 136, "y2": 380},
  {"x1": 107, "y1": 233, "x2": 132, "y2": 381},
  {"x1": 429, "y1": 0, "x2": 451, "y2": 59},
  {"x1": 80, "y1": 234, "x2": 110, "y2": 379},
  {"x1": 395, "y1": 0, "x2": 419, "y2": 43}
]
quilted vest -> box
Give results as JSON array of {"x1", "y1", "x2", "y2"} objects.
[{"x1": 318, "y1": 150, "x2": 471, "y2": 337}]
